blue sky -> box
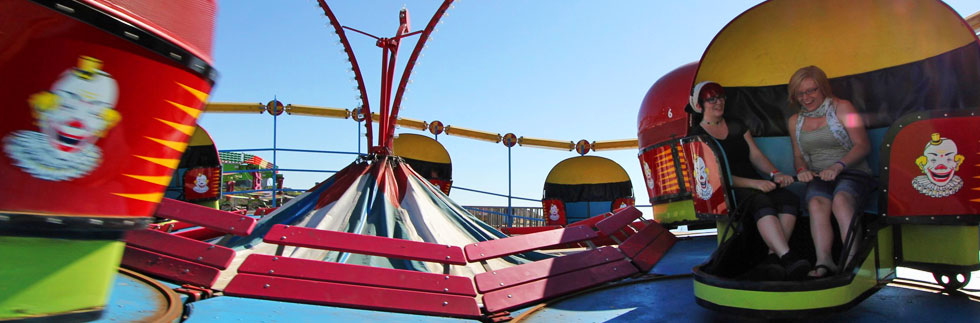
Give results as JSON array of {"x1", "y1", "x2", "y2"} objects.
[{"x1": 201, "y1": 1, "x2": 980, "y2": 210}]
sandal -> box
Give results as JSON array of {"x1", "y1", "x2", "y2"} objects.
[{"x1": 808, "y1": 264, "x2": 838, "y2": 279}]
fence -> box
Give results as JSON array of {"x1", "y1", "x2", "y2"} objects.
[{"x1": 464, "y1": 206, "x2": 545, "y2": 228}]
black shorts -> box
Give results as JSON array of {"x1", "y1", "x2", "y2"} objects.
[{"x1": 733, "y1": 187, "x2": 800, "y2": 222}]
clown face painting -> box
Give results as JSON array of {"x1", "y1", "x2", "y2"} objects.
[
  {"x1": 192, "y1": 173, "x2": 210, "y2": 194},
  {"x1": 693, "y1": 155, "x2": 713, "y2": 200},
  {"x1": 912, "y1": 133, "x2": 964, "y2": 198},
  {"x1": 642, "y1": 160, "x2": 654, "y2": 192},
  {"x1": 548, "y1": 204, "x2": 560, "y2": 221},
  {"x1": 4, "y1": 56, "x2": 120, "y2": 181}
]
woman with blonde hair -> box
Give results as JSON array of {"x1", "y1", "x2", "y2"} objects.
[{"x1": 787, "y1": 66, "x2": 873, "y2": 278}]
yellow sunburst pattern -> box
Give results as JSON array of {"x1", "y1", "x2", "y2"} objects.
[{"x1": 113, "y1": 81, "x2": 209, "y2": 204}]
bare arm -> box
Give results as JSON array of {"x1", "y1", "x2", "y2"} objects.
[
  {"x1": 818, "y1": 99, "x2": 869, "y2": 181},
  {"x1": 730, "y1": 130, "x2": 780, "y2": 192},
  {"x1": 834, "y1": 99, "x2": 870, "y2": 167},
  {"x1": 731, "y1": 175, "x2": 776, "y2": 192},
  {"x1": 745, "y1": 131, "x2": 777, "y2": 174},
  {"x1": 745, "y1": 131, "x2": 793, "y2": 187}
]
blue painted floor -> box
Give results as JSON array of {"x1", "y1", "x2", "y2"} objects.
[
  {"x1": 649, "y1": 234, "x2": 715, "y2": 276},
  {"x1": 108, "y1": 234, "x2": 980, "y2": 322},
  {"x1": 513, "y1": 234, "x2": 980, "y2": 322},
  {"x1": 95, "y1": 271, "x2": 182, "y2": 322},
  {"x1": 184, "y1": 296, "x2": 478, "y2": 323},
  {"x1": 513, "y1": 275, "x2": 980, "y2": 322}
]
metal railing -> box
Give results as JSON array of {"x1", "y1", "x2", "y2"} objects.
[{"x1": 464, "y1": 206, "x2": 545, "y2": 228}]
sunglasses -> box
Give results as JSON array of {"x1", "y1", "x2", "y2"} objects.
[{"x1": 703, "y1": 95, "x2": 726, "y2": 104}]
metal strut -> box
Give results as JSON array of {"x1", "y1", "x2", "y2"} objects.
[{"x1": 317, "y1": 0, "x2": 456, "y2": 155}]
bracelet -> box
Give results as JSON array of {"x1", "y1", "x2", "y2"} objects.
[
  {"x1": 796, "y1": 167, "x2": 807, "y2": 173},
  {"x1": 835, "y1": 160, "x2": 847, "y2": 169},
  {"x1": 769, "y1": 170, "x2": 780, "y2": 179}
]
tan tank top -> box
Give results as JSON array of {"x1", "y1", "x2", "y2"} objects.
[{"x1": 799, "y1": 124, "x2": 870, "y2": 173}]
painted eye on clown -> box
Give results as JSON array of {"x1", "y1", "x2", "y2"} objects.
[{"x1": 59, "y1": 90, "x2": 82, "y2": 101}]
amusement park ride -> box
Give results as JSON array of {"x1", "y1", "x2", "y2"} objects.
[{"x1": 3, "y1": 0, "x2": 980, "y2": 322}]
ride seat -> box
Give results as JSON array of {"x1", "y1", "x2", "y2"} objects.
[{"x1": 753, "y1": 127, "x2": 888, "y2": 216}]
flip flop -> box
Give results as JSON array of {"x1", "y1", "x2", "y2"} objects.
[{"x1": 808, "y1": 264, "x2": 837, "y2": 279}]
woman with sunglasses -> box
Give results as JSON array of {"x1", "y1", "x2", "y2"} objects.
[
  {"x1": 689, "y1": 81, "x2": 810, "y2": 280},
  {"x1": 787, "y1": 66, "x2": 872, "y2": 279}
]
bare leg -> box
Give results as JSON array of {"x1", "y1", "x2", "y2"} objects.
[
  {"x1": 778, "y1": 213, "x2": 796, "y2": 241},
  {"x1": 809, "y1": 196, "x2": 836, "y2": 276},
  {"x1": 757, "y1": 215, "x2": 790, "y2": 256},
  {"x1": 765, "y1": 214, "x2": 796, "y2": 255},
  {"x1": 832, "y1": 191, "x2": 859, "y2": 267}
]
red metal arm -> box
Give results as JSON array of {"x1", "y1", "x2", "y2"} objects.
[
  {"x1": 317, "y1": 0, "x2": 373, "y2": 150},
  {"x1": 384, "y1": 0, "x2": 455, "y2": 149},
  {"x1": 376, "y1": 9, "x2": 413, "y2": 153}
]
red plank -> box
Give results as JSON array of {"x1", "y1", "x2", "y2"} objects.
[
  {"x1": 156, "y1": 198, "x2": 256, "y2": 236},
  {"x1": 172, "y1": 226, "x2": 226, "y2": 241},
  {"x1": 566, "y1": 212, "x2": 613, "y2": 228},
  {"x1": 120, "y1": 245, "x2": 221, "y2": 287},
  {"x1": 224, "y1": 274, "x2": 482, "y2": 318},
  {"x1": 594, "y1": 206, "x2": 643, "y2": 236},
  {"x1": 238, "y1": 254, "x2": 476, "y2": 296},
  {"x1": 481, "y1": 259, "x2": 638, "y2": 313},
  {"x1": 125, "y1": 229, "x2": 236, "y2": 269},
  {"x1": 464, "y1": 226, "x2": 598, "y2": 262},
  {"x1": 264, "y1": 225, "x2": 466, "y2": 265},
  {"x1": 147, "y1": 220, "x2": 196, "y2": 232},
  {"x1": 254, "y1": 207, "x2": 278, "y2": 216},
  {"x1": 631, "y1": 231, "x2": 678, "y2": 272},
  {"x1": 473, "y1": 246, "x2": 624, "y2": 293},
  {"x1": 618, "y1": 221, "x2": 670, "y2": 258},
  {"x1": 500, "y1": 225, "x2": 561, "y2": 235}
]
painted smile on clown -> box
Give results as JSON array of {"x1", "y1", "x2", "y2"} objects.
[
  {"x1": 925, "y1": 152, "x2": 956, "y2": 183},
  {"x1": 45, "y1": 90, "x2": 114, "y2": 154},
  {"x1": 911, "y1": 133, "x2": 965, "y2": 198}
]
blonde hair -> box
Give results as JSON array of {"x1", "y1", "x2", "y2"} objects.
[{"x1": 787, "y1": 65, "x2": 833, "y2": 108}]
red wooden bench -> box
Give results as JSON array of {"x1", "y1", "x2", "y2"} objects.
[
  {"x1": 565, "y1": 209, "x2": 643, "y2": 247},
  {"x1": 222, "y1": 224, "x2": 482, "y2": 319},
  {"x1": 594, "y1": 207, "x2": 678, "y2": 272},
  {"x1": 466, "y1": 207, "x2": 646, "y2": 313},
  {"x1": 121, "y1": 198, "x2": 257, "y2": 288}
]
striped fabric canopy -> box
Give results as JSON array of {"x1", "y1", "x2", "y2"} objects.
[{"x1": 213, "y1": 157, "x2": 541, "y2": 288}]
